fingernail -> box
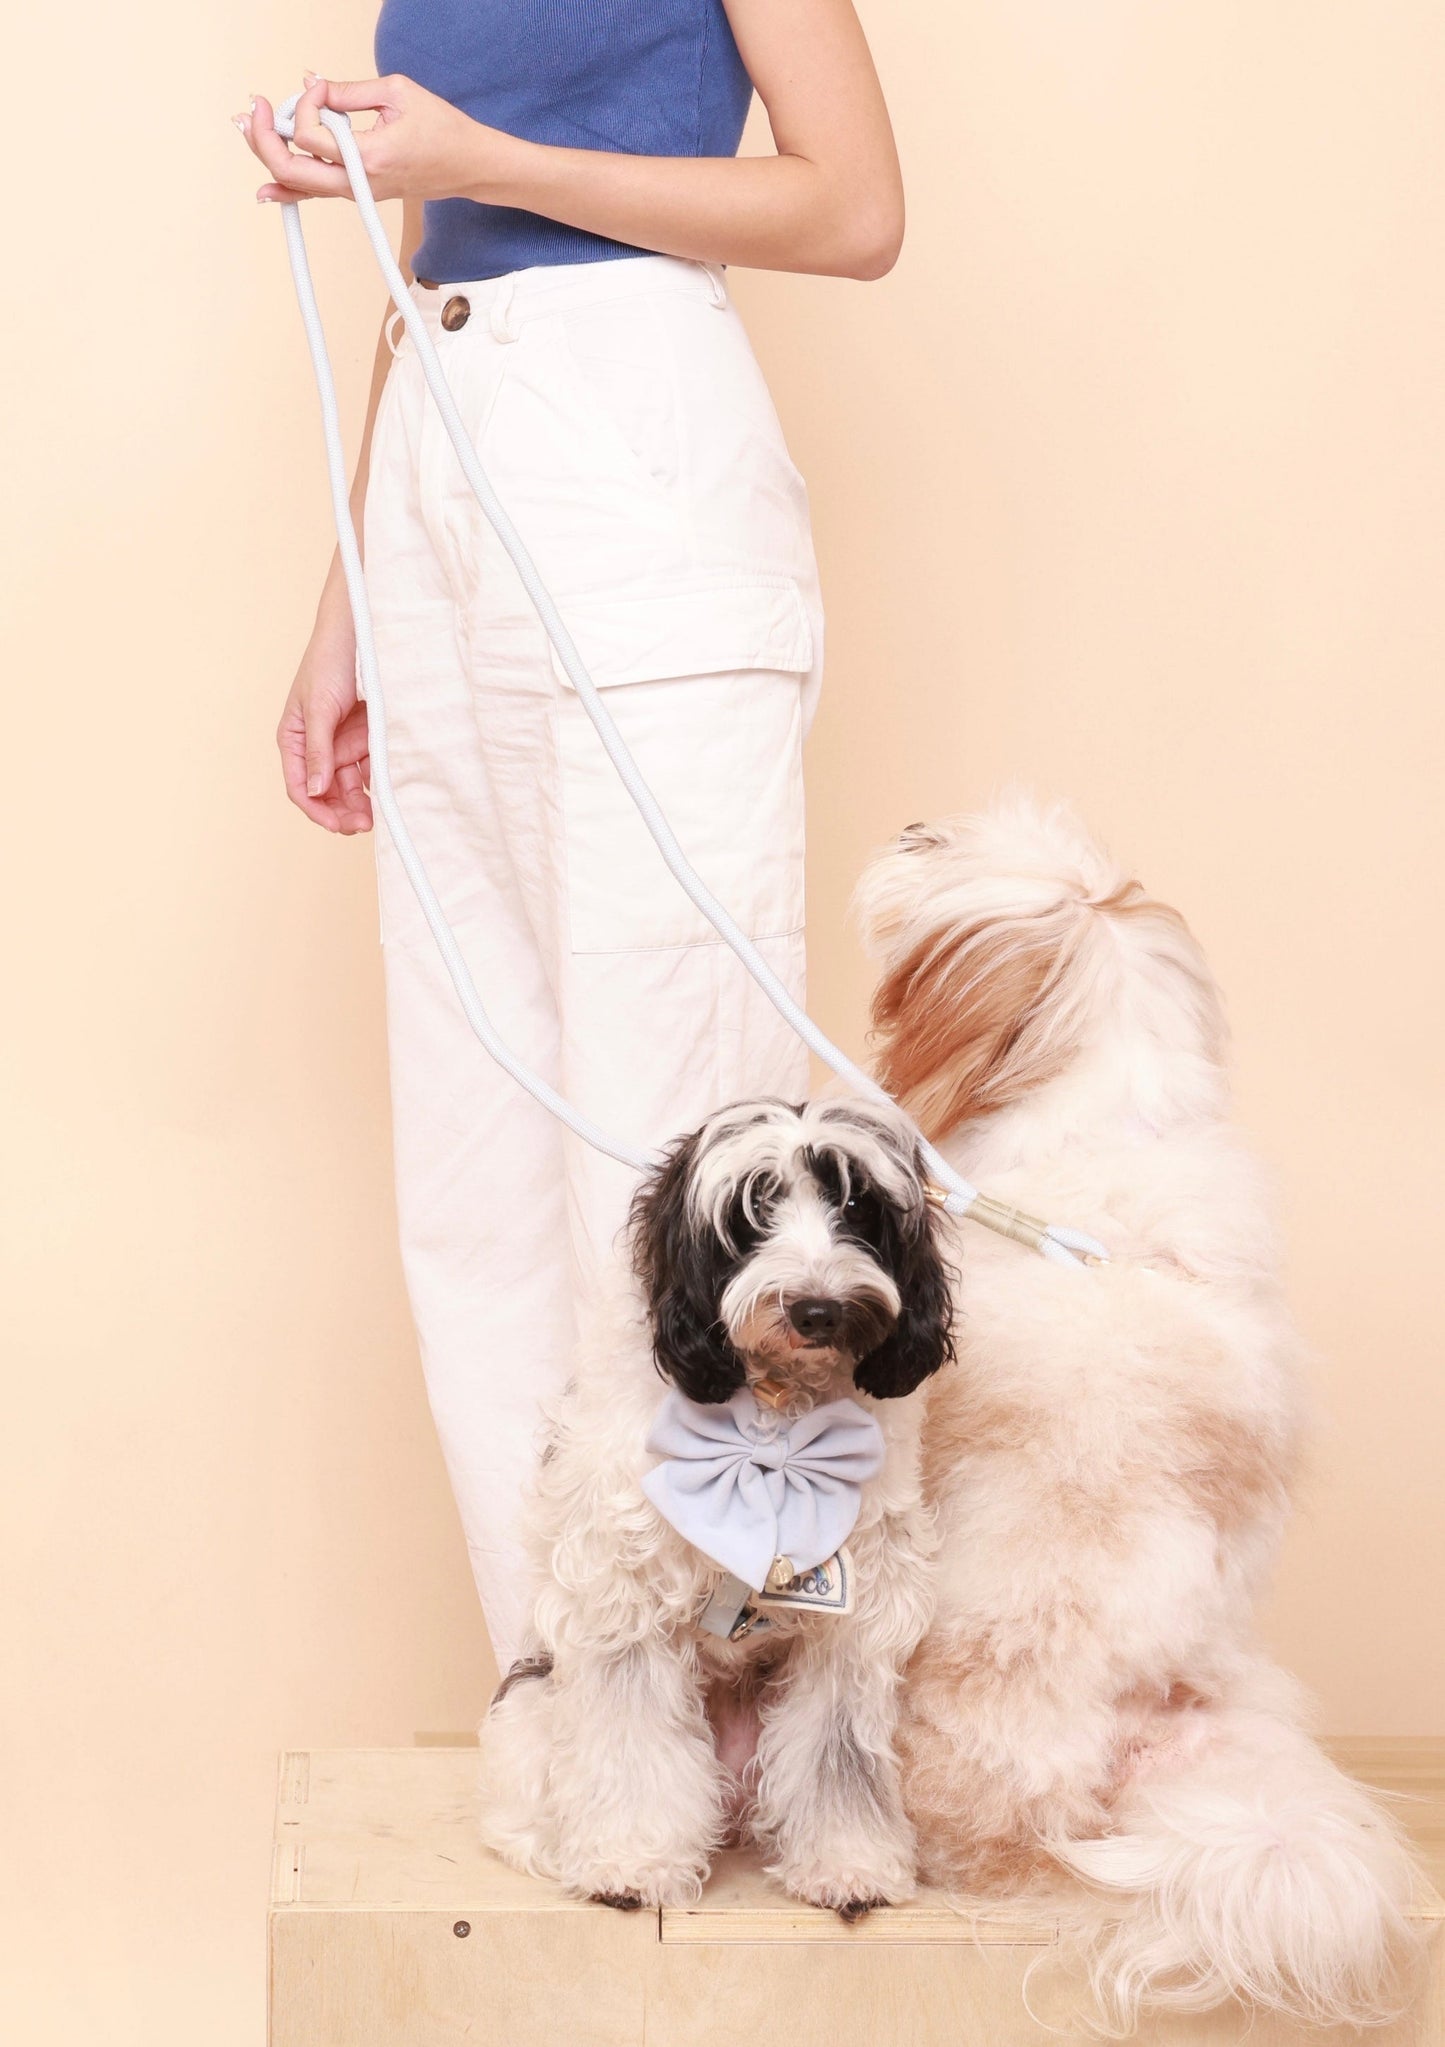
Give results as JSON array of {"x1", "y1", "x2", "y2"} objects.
[
  {"x1": 257, "y1": 192, "x2": 274, "y2": 205},
  {"x1": 308, "y1": 773, "x2": 325, "y2": 796},
  {"x1": 303, "y1": 71, "x2": 319, "y2": 87},
  {"x1": 233, "y1": 115, "x2": 249, "y2": 132},
  {"x1": 248, "y1": 96, "x2": 258, "y2": 113}
]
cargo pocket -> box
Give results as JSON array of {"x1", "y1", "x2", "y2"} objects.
[{"x1": 554, "y1": 577, "x2": 812, "y2": 955}]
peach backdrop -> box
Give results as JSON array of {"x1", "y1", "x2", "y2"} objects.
[{"x1": 4, "y1": 4, "x2": 1441, "y2": 2042}]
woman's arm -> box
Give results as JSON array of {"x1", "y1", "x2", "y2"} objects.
[
  {"x1": 272, "y1": 198, "x2": 424, "y2": 833},
  {"x1": 498, "y1": 0, "x2": 904, "y2": 281},
  {"x1": 239, "y1": 0, "x2": 903, "y2": 281}
]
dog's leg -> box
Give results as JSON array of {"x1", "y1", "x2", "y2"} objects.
[
  {"x1": 900, "y1": 1501, "x2": 1252, "y2": 1892},
  {"x1": 477, "y1": 1659, "x2": 562, "y2": 1880},
  {"x1": 753, "y1": 1628, "x2": 917, "y2": 1917},
  {"x1": 753, "y1": 1514, "x2": 932, "y2": 1918},
  {"x1": 546, "y1": 1636, "x2": 726, "y2": 1909},
  {"x1": 900, "y1": 1638, "x2": 1117, "y2": 1891}
]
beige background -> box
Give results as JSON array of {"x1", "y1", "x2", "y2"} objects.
[{"x1": 3, "y1": 4, "x2": 1441, "y2": 2042}]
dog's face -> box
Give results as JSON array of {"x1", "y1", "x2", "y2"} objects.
[{"x1": 629, "y1": 1098, "x2": 956, "y2": 1408}]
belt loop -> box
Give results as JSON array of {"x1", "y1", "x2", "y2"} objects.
[
  {"x1": 489, "y1": 276, "x2": 518, "y2": 344},
  {"x1": 702, "y1": 263, "x2": 728, "y2": 310},
  {"x1": 384, "y1": 306, "x2": 407, "y2": 357}
]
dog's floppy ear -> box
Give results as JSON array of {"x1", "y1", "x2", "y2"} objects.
[
  {"x1": 853, "y1": 1167, "x2": 956, "y2": 1400},
  {"x1": 628, "y1": 1128, "x2": 746, "y2": 1407}
]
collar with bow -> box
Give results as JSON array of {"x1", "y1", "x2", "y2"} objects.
[{"x1": 641, "y1": 1385, "x2": 886, "y2": 1593}]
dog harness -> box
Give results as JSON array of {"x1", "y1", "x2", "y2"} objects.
[{"x1": 269, "y1": 93, "x2": 1107, "y2": 1268}]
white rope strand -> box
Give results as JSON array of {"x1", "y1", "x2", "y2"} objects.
[
  {"x1": 279, "y1": 191, "x2": 650, "y2": 1171},
  {"x1": 272, "y1": 95, "x2": 1107, "y2": 1267}
]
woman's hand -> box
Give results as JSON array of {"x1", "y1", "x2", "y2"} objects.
[
  {"x1": 237, "y1": 75, "x2": 517, "y2": 207},
  {"x1": 277, "y1": 598, "x2": 373, "y2": 835}
]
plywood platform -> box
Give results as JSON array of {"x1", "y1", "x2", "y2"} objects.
[{"x1": 269, "y1": 1742, "x2": 1445, "y2": 2046}]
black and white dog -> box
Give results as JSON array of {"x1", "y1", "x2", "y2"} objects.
[{"x1": 478, "y1": 1097, "x2": 954, "y2": 1918}]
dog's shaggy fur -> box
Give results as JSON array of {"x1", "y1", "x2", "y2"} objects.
[
  {"x1": 855, "y1": 796, "x2": 1421, "y2": 2028},
  {"x1": 477, "y1": 1098, "x2": 954, "y2": 1917}
]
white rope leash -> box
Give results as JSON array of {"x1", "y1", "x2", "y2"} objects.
[{"x1": 272, "y1": 95, "x2": 1107, "y2": 1267}]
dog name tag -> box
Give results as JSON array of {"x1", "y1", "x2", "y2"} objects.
[{"x1": 755, "y1": 1547, "x2": 855, "y2": 1618}]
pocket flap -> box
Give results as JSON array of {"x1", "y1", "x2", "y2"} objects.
[{"x1": 550, "y1": 576, "x2": 814, "y2": 690}]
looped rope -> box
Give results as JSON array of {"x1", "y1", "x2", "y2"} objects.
[{"x1": 270, "y1": 92, "x2": 1108, "y2": 1269}]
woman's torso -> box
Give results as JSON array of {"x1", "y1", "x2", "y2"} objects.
[{"x1": 375, "y1": 0, "x2": 754, "y2": 285}]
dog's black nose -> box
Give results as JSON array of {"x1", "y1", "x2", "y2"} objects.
[{"x1": 788, "y1": 1297, "x2": 844, "y2": 1342}]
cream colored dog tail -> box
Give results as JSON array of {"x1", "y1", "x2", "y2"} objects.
[{"x1": 1053, "y1": 1698, "x2": 1423, "y2": 2030}]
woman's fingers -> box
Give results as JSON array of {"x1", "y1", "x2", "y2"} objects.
[
  {"x1": 278, "y1": 702, "x2": 343, "y2": 831},
  {"x1": 333, "y1": 760, "x2": 373, "y2": 831},
  {"x1": 288, "y1": 76, "x2": 344, "y2": 165},
  {"x1": 301, "y1": 694, "x2": 339, "y2": 801},
  {"x1": 243, "y1": 94, "x2": 290, "y2": 174},
  {"x1": 239, "y1": 89, "x2": 352, "y2": 201},
  {"x1": 257, "y1": 154, "x2": 352, "y2": 201},
  {"x1": 233, "y1": 94, "x2": 265, "y2": 164},
  {"x1": 333, "y1": 709, "x2": 374, "y2": 828},
  {"x1": 318, "y1": 75, "x2": 408, "y2": 118},
  {"x1": 332, "y1": 701, "x2": 371, "y2": 769},
  {"x1": 279, "y1": 726, "x2": 368, "y2": 831}
]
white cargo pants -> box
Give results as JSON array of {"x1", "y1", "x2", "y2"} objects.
[{"x1": 364, "y1": 257, "x2": 821, "y2": 1665}]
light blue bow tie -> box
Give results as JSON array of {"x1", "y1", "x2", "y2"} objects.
[{"x1": 641, "y1": 1386, "x2": 886, "y2": 1593}]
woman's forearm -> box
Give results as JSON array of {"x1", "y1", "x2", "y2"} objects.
[
  {"x1": 312, "y1": 316, "x2": 388, "y2": 633},
  {"x1": 314, "y1": 198, "x2": 425, "y2": 637},
  {"x1": 477, "y1": 139, "x2": 901, "y2": 282},
  {"x1": 494, "y1": 0, "x2": 905, "y2": 280}
]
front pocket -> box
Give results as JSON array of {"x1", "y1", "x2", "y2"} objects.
[
  {"x1": 560, "y1": 295, "x2": 684, "y2": 499},
  {"x1": 555, "y1": 579, "x2": 812, "y2": 955}
]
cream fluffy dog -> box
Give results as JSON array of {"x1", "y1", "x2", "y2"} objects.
[
  {"x1": 477, "y1": 1097, "x2": 955, "y2": 1917},
  {"x1": 855, "y1": 797, "x2": 1420, "y2": 2028}
]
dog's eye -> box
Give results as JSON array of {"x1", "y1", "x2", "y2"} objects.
[
  {"x1": 725, "y1": 1173, "x2": 779, "y2": 1253},
  {"x1": 841, "y1": 1188, "x2": 881, "y2": 1228}
]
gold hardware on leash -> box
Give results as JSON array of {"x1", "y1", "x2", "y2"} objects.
[
  {"x1": 935, "y1": 1189, "x2": 1053, "y2": 1253},
  {"x1": 750, "y1": 1374, "x2": 790, "y2": 1411},
  {"x1": 926, "y1": 1182, "x2": 1104, "y2": 1263},
  {"x1": 966, "y1": 1195, "x2": 1052, "y2": 1251}
]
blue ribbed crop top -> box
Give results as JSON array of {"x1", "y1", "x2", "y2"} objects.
[{"x1": 374, "y1": 0, "x2": 754, "y2": 284}]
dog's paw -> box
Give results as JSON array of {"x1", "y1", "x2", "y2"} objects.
[
  {"x1": 564, "y1": 1857, "x2": 709, "y2": 1909},
  {"x1": 836, "y1": 1894, "x2": 888, "y2": 1925},
  {"x1": 784, "y1": 1866, "x2": 914, "y2": 1915}
]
